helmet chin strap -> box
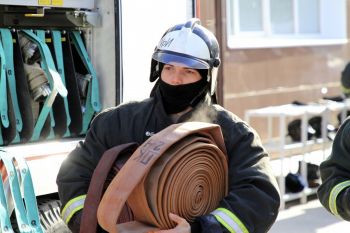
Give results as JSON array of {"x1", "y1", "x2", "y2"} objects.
[{"x1": 150, "y1": 59, "x2": 160, "y2": 82}]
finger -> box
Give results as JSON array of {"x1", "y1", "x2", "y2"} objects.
[{"x1": 169, "y1": 213, "x2": 186, "y2": 225}]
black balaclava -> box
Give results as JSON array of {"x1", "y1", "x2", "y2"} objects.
[{"x1": 158, "y1": 65, "x2": 208, "y2": 114}]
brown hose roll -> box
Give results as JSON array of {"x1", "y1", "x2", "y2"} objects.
[{"x1": 97, "y1": 122, "x2": 228, "y2": 233}]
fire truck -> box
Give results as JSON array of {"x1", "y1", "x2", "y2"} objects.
[{"x1": 0, "y1": 0, "x2": 196, "y2": 231}]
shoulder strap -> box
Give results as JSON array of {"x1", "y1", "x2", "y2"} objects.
[{"x1": 80, "y1": 143, "x2": 138, "y2": 233}]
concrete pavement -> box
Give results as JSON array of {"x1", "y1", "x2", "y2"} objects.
[{"x1": 268, "y1": 198, "x2": 349, "y2": 233}]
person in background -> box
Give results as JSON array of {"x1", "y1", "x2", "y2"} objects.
[
  {"x1": 341, "y1": 62, "x2": 350, "y2": 98},
  {"x1": 317, "y1": 62, "x2": 350, "y2": 220},
  {"x1": 317, "y1": 116, "x2": 350, "y2": 220},
  {"x1": 57, "y1": 18, "x2": 280, "y2": 233}
]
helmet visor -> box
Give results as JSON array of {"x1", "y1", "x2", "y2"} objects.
[{"x1": 152, "y1": 51, "x2": 210, "y2": 69}]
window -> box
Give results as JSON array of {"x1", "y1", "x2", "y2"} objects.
[
  {"x1": 239, "y1": 0, "x2": 263, "y2": 32},
  {"x1": 226, "y1": 0, "x2": 347, "y2": 49},
  {"x1": 270, "y1": 0, "x2": 294, "y2": 34}
]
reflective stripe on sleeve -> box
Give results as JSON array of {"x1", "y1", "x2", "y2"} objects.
[
  {"x1": 341, "y1": 84, "x2": 350, "y2": 95},
  {"x1": 61, "y1": 194, "x2": 86, "y2": 224},
  {"x1": 211, "y1": 208, "x2": 249, "y2": 233},
  {"x1": 329, "y1": 180, "x2": 350, "y2": 216}
]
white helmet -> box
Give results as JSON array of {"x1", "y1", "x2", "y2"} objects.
[{"x1": 149, "y1": 18, "x2": 221, "y2": 96}]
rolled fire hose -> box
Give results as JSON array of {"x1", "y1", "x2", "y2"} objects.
[{"x1": 97, "y1": 122, "x2": 228, "y2": 233}]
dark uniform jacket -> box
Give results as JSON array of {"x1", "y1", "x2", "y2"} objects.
[
  {"x1": 57, "y1": 89, "x2": 280, "y2": 233},
  {"x1": 318, "y1": 116, "x2": 350, "y2": 221}
]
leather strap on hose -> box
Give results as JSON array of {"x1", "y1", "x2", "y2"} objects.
[
  {"x1": 97, "y1": 122, "x2": 228, "y2": 233},
  {"x1": 80, "y1": 143, "x2": 138, "y2": 233}
]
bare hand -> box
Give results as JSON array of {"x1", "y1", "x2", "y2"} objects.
[{"x1": 148, "y1": 213, "x2": 190, "y2": 233}]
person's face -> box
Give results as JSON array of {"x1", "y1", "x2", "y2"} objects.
[{"x1": 161, "y1": 63, "x2": 202, "y2": 85}]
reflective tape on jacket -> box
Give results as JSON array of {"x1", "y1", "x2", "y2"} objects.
[
  {"x1": 341, "y1": 84, "x2": 350, "y2": 95},
  {"x1": 329, "y1": 180, "x2": 350, "y2": 216},
  {"x1": 61, "y1": 195, "x2": 86, "y2": 224},
  {"x1": 212, "y1": 208, "x2": 249, "y2": 233}
]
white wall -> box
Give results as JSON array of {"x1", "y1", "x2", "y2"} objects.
[{"x1": 121, "y1": 0, "x2": 193, "y2": 102}]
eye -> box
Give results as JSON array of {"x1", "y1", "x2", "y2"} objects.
[
  {"x1": 185, "y1": 69, "x2": 196, "y2": 74},
  {"x1": 163, "y1": 65, "x2": 172, "y2": 71}
]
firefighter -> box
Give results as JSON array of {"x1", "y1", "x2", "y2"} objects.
[
  {"x1": 57, "y1": 18, "x2": 280, "y2": 233},
  {"x1": 317, "y1": 63, "x2": 350, "y2": 220},
  {"x1": 318, "y1": 116, "x2": 350, "y2": 220}
]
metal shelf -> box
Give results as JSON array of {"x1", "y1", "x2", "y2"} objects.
[
  {"x1": 244, "y1": 102, "x2": 339, "y2": 209},
  {"x1": 284, "y1": 187, "x2": 318, "y2": 203},
  {"x1": 264, "y1": 138, "x2": 332, "y2": 160}
]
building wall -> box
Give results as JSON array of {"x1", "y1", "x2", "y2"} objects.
[{"x1": 200, "y1": 0, "x2": 350, "y2": 140}]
